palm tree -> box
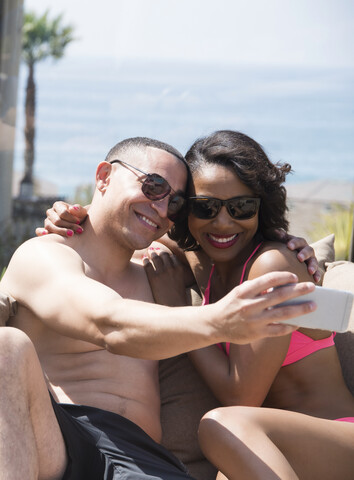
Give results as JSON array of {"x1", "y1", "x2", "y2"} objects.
[{"x1": 20, "y1": 10, "x2": 75, "y2": 197}]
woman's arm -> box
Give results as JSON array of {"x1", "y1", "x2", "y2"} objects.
[{"x1": 36, "y1": 201, "x2": 321, "y2": 281}]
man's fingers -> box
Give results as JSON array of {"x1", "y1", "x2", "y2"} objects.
[
  {"x1": 264, "y1": 281, "x2": 315, "y2": 308},
  {"x1": 264, "y1": 323, "x2": 298, "y2": 337},
  {"x1": 264, "y1": 297, "x2": 316, "y2": 322},
  {"x1": 236, "y1": 273, "x2": 315, "y2": 325},
  {"x1": 241, "y1": 271, "x2": 299, "y2": 297}
]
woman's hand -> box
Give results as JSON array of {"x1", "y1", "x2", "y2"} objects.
[
  {"x1": 36, "y1": 202, "x2": 89, "y2": 237},
  {"x1": 143, "y1": 247, "x2": 189, "y2": 306},
  {"x1": 286, "y1": 235, "x2": 321, "y2": 283},
  {"x1": 275, "y1": 231, "x2": 321, "y2": 283}
]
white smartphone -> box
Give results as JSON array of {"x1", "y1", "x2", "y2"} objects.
[{"x1": 277, "y1": 286, "x2": 354, "y2": 332}]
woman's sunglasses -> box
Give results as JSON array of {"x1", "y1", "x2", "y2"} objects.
[
  {"x1": 189, "y1": 196, "x2": 261, "y2": 220},
  {"x1": 110, "y1": 159, "x2": 186, "y2": 221}
]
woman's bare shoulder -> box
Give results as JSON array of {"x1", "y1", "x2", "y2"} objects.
[{"x1": 249, "y1": 241, "x2": 312, "y2": 282}]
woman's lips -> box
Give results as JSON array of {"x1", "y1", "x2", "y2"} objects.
[{"x1": 206, "y1": 233, "x2": 239, "y2": 249}]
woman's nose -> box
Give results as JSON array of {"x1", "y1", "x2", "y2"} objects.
[{"x1": 211, "y1": 206, "x2": 234, "y2": 225}]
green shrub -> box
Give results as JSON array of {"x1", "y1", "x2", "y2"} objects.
[
  {"x1": 0, "y1": 267, "x2": 6, "y2": 280},
  {"x1": 309, "y1": 204, "x2": 353, "y2": 260}
]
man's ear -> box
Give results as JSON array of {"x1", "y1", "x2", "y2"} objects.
[{"x1": 96, "y1": 162, "x2": 112, "y2": 192}]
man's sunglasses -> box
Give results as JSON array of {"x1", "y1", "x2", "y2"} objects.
[
  {"x1": 110, "y1": 159, "x2": 186, "y2": 221},
  {"x1": 188, "y1": 196, "x2": 261, "y2": 220}
]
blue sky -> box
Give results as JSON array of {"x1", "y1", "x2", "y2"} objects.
[{"x1": 25, "y1": 0, "x2": 354, "y2": 68}]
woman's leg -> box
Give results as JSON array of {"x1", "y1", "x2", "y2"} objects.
[
  {"x1": 199, "y1": 406, "x2": 354, "y2": 480},
  {"x1": 216, "y1": 472, "x2": 228, "y2": 480}
]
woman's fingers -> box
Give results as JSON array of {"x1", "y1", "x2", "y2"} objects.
[
  {"x1": 36, "y1": 202, "x2": 88, "y2": 237},
  {"x1": 287, "y1": 238, "x2": 321, "y2": 282}
]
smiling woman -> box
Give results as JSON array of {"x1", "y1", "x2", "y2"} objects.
[
  {"x1": 162, "y1": 130, "x2": 354, "y2": 480},
  {"x1": 170, "y1": 130, "x2": 291, "y2": 255}
]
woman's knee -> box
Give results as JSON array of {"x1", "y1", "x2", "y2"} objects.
[
  {"x1": 201, "y1": 405, "x2": 252, "y2": 426},
  {"x1": 199, "y1": 406, "x2": 261, "y2": 446},
  {"x1": 199, "y1": 407, "x2": 236, "y2": 445}
]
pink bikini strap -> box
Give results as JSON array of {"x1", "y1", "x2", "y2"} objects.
[
  {"x1": 203, "y1": 242, "x2": 262, "y2": 306},
  {"x1": 203, "y1": 264, "x2": 215, "y2": 305},
  {"x1": 239, "y1": 242, "x2": 263, "y2": 284}
]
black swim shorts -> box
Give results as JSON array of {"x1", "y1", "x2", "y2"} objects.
[{"x1": 50, "y1": 395, "x2": 195, "y2": 479}]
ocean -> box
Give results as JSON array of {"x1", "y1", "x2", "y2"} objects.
[{"x1": 13, "y1": 57, "x2": 354, "y2": 199}]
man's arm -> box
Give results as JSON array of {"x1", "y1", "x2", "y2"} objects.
[{"x1": 1, "y1": 237, "x2": 316, "y2": 360}]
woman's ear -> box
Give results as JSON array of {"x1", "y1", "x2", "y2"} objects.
[{"x1": 96, "y1": 161, "x2": 112, "y2": 192}]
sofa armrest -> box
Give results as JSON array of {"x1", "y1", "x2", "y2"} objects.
[
  {"x1": 0, "y1": 291, "x2": 17, "y2": 326},
  {"x1": 323, "y1": 260, "x2": 354, "y2": 394}
]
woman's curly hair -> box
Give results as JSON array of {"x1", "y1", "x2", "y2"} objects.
[{"x1": 169, "y1": 130, "x2": 292, "y2": 251}]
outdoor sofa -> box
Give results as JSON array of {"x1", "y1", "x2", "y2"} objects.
[{"x1": 1, "y1": 234, "x2": 353, "y2": 480}]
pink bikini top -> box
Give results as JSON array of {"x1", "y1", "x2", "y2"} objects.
[
  {"x1": 203, "y1": 242, "x2": 336, "y2": 366},
  {"x1": 282, "y1": 330, "x2": 335, "y2": 366}
]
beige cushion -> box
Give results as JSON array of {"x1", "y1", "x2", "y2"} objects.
[
  {"x1": 323, "y1": 260, "x2": 354, "y2": 330},
  {"x1": 159, "y1": 354, "x2": 218, "y2": 480},
  {"x1": 324, "y1": 260, "x2": 354, "y2": 291},
  {"x1": 310, "y1": 234, "x2": 335, "y2": 283},
  {"x1": 323, "y1": 260, "x2": 354, "y2": 395},
  {"x1": 0, "y1": 291, "x2": 17, "y2": 326}
]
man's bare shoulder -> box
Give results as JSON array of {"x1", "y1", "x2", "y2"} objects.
[
  {"x1": 1, "y1": 235, "x2": 84, "y2": 301},
  {"x1": 11, "y1": 234, "x2": 82, "y2": 263}
]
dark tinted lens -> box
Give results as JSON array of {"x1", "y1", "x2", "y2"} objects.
[
  {"x1": 168, "y1": 195, "x2": 185, "y2": 214},
  {"x1": 142, "y1": 174, "x2": 170, "y2": 200},
  {"x1": 227, "y1": 198, "x2": 259, "y2": 219},
  {"x1": 167, "y1": 195, "x2": 186, "y2": 221},
  {"x1": 190, "y1": 198, "x2": 220, "y2": 219}
]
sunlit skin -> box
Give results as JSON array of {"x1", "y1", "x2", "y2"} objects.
[
  {"x1": 185, "y1": 164, "x2": 354, "y2": 480},
  {"x1": 188, "y1": 164, "x2": 260, "y2": 283},
  {"x1": 30, "y1": 134, "x2": 354, "y2": 479},
  {"x1": 4, "y1": 147, "x2": 189, "y2": 447},
  {"x1": 185, "y1": 164, "x2": 354, "y2": 417},
  {"x1": 94, "y1": 147, "x2": 187, "y2": 255}
]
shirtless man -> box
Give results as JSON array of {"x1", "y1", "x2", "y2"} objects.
[{"x1": 0, "y1": 137, "x2": 315, "y2": 480}]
